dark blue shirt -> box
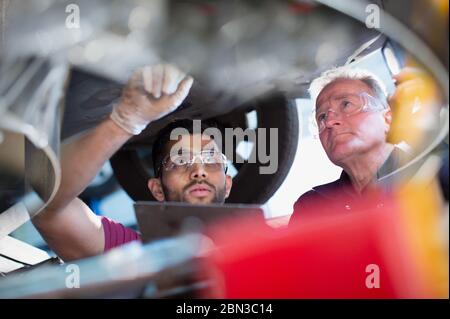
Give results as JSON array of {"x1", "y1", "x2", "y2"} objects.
[{"x1": 289, "y1": 147, "x2": 411, "y2": 224}]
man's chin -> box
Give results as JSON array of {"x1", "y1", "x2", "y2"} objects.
[
  {"x1": 328, "y1": 142, "x2": 366, "y2": 163},
  {"x1": 183, "y1": 194, "x2": 215, "y2": 205}
]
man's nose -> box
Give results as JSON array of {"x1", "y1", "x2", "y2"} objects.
[
  {"x1": 324, "y1": 110, "x2": 343, "y2": 128},
  {"x1": 190, "y1": 162, "x2": 208, "y2": 180}
]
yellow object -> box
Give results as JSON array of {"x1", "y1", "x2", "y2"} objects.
[
  {"x1": 396, "y1": 178, "x2": 449, "y2": 298},
  {"x1": 387, "y1": 63, "x2": 443, "y2": 154}
]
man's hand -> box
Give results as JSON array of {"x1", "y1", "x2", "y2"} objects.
[{"x1": 110, "y1": 64, "x2": 194, "y2": 135}]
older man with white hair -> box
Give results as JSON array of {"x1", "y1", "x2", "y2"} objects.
[{"x1": 290, "y1": 66, "x2": 411, "y2": 222}]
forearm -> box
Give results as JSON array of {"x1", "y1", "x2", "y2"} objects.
[
  {"x1": 45, "y1": 117, "x2": 132, "y2": 214},
  {"x1": 30, "y1": 63, "x2": 192, "y2": 260}
]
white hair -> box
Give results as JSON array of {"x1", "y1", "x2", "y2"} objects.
[{"x1": 309, "y1": 66, "x2": 389, "y2": 108}]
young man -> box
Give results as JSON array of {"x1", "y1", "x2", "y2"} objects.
[{"x1": 32, "y1": 64, "x2": 232, "y2": 261}]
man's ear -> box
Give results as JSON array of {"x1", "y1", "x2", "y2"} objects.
[
  {"x1": 383, "y1": 109, "x2": 392, "y2": 133},
  {"x1": 384, "y1": 109, "x2": 392, "y2": 124},
  {"x1": 147, "y1": 178, "x2": 165, "y2": 201},
  {"x1": 224, "y1": 175, "x2": 233, "y2": 199}
]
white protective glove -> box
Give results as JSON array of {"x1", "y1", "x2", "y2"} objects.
[{"x1": 110, "y1": 64, "x2": 194, "y2": 135}]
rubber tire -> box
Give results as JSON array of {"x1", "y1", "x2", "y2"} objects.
[{"x1": 110, "y1": 93, "x2": 299, "y2": 204}]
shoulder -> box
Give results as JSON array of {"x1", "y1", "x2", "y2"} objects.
[
  {"x1": 289, "y1": 179, "x2": 343, "y2": 225},
  {"x1": 296, "y1": 178, "x2": 343, "y2": 205}
]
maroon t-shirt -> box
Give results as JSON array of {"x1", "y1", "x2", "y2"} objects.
[{"x1": 101, "y1": 216, "x2": 141, "y2": 252}]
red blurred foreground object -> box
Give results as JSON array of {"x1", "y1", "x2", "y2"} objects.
[{"x1": 200, "y1": 188, "x2": 444, "y2": 298}]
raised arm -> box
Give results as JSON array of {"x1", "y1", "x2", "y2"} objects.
[{"x1": 32, "y1": 64, "x2": 193, "y2": 261}]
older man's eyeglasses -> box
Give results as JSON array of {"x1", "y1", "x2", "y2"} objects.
[
  {"x1": 160, "y1": 150, "x2": 228, "y2": 175},
  {"x1": 310, "y1": 92, "x2": 387, "y2": 134}
]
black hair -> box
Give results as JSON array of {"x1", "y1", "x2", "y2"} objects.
[{"x1": 151, "y1": 119, "x2": 223, "y2": 177}]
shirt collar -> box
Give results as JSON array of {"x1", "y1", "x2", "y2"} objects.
[{"x1": 315, "y1": 146, "x2": 409, "y2": 198}]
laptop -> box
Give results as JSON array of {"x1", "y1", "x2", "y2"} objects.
[{"x1": 134, "y1": 201, "x2": 265, "y2": 243}]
